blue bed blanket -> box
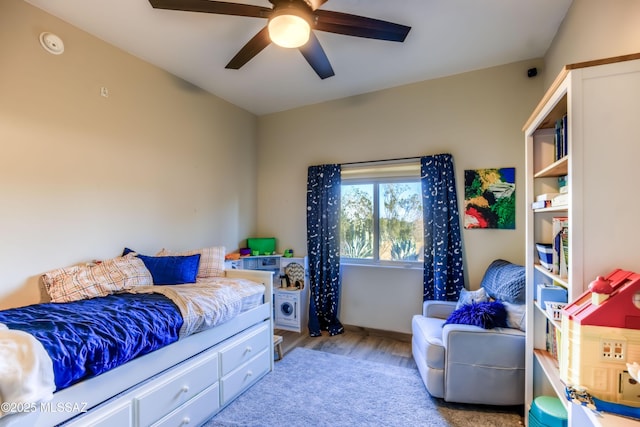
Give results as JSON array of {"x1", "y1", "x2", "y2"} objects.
[{"x1": 0, "y1": 293, "x2": 182, "y2": 390}]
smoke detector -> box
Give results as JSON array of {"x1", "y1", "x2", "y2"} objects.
[{"x1": 39, "y1": 32, "x2": 64, "y2": 55}]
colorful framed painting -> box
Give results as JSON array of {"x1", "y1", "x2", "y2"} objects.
[{"x1": 464, "y1": 167, "x2": 515, "y2": 229}]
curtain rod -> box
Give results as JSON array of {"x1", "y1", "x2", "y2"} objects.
[{"x1": 341, "y1": 156, "x2": 421, "y2": 166}]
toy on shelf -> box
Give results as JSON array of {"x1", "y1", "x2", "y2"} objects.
[
  {"x1": 560, "y1": 269, "x2": 640, "y2": 419},
  {"x1": 247, "y1": 237, "x2": 276, "y2": 256}
]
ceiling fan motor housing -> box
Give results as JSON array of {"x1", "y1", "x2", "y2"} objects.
[
  {"x1": 270, "y1": 0, "x2": 313, "y2": 24},
  {"x1": 268, "y1": 0, "x2": 314, "y2": 48}
]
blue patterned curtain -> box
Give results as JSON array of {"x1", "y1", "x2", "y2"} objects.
[
  {"x1": 421, "y1": 154, "x2": 465, "y2": 301},
  {"x1": 306, "y1": 164, "x2": 344, "y2": 337}
]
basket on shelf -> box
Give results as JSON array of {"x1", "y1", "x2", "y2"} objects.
[
  {"x1": 536, "y1": 243, "x2": 553, "y2": 270},
  {"x1": 545, "y1": 301, "x2": 567, "y2": 321}
]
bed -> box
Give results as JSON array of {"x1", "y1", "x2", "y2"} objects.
[{"x1": 0, "y1": 250, "x2": 274, "y2": 427}]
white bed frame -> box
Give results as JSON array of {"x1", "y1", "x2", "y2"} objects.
[{"x1": 0, "y1": 269, "x2": 274, "y2": 427}]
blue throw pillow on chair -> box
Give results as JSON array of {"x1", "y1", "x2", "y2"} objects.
[{"x1": 444, "y1": 301, "x2": 508, "y2": 329}]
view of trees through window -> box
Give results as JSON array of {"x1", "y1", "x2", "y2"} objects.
[{"x1": 340, "y1": 181, "x2": 424, "y2": 263}]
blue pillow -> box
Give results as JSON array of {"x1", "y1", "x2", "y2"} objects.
[
  {"x1": 136, "y1": 253, "x2": 201, "y2": 285},
  {"x1": 444, "y1": 301, "x2": 508, "y2": 329},
  {"x1": 480, "y1": 259, "x2": 526, "y2": 303}
]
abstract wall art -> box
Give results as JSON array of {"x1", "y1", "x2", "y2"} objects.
[{"x1": 464, "y1": 167, "x2": 515, "y2": 229}]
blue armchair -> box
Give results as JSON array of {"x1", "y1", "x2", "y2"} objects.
[{"x1": 411, "y1": 260, "x2": 526, "y2": 406}]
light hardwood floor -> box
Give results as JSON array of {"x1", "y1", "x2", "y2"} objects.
[{"x1": 275, "y1": 325, "x2": 416, "y2": 369}]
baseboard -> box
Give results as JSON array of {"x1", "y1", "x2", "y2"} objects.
[
  {"x1": 274, "y1": 324, "x2": 412, "y2": 343},
  {"x1": 343, "y1": 324, "x2": 411, "y2": 342}
]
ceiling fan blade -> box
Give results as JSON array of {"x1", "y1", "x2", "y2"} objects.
[
  {"x1": 149, "y1": 0, "x2": 271, "y2": 19},
  {"x1": 308, "y1": 0, "x2": 329, "y2": 10},
  {"x1": 299, "y1": 32, "x2": 334, "y2": 79},
  {"x1": 269, "y1": 0, "x2": 327, "y2": 10},
  {"x1": 226, "y1": 26, "x2": 271, "y2": 70},
  {"x1": 314, "y1": 10, "x2": 410, "y2": 42}
]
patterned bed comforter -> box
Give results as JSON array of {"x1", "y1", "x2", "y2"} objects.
[{"x1": 0, "y1": 278, "x2": 265, "y2": 413}]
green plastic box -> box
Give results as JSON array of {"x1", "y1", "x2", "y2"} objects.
[{"x1": 247, "y1": 238, "x2": 276, "y2": 255}]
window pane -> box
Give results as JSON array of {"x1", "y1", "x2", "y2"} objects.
[
  {"x1": 379, "y1": 182, "x2": 423, "y2": 262},
  {"x1": 340, "y1": 184, "x2": 374, "y2": 259}
]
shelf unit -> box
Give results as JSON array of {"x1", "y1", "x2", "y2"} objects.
[
  {"x1": 226, "y1": 254, "x2": 281, "y2": 286},
  {"x1": 226, "y1": 255, "x2": 310, "y2": 333},
  {"x1": 523, "y1": 54, "x2": 640, "y2": 426},
  {"x1": 274, "y1": 256, "x2": 309, "y2": 333}
]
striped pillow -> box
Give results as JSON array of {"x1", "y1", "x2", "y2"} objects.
[
  {"x1": 42, "y1": 255, "x2": 153, "y2": 303},
  {"x1": 157, "y1": 246, "x2": 225, "y2": 279}
]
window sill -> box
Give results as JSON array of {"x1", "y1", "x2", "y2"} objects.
[{"x1": 341, "y1": 261, "x2": 422, "y2": 271}]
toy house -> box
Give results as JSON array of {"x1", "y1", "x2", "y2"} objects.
[{"x1": 560, "y1": 269, "x2": 640, "y2": 407}]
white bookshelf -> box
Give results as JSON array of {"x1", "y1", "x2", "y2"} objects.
[{"x1": 523, "y1": 53, "x2": 640, "y2": 426}]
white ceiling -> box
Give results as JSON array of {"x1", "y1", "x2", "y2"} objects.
[{"x1": 25, "y1": 0, "x2": 573, "y2": 115}]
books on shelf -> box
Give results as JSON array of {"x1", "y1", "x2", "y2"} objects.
[
  {"x1": 558, "y1": 175, "x2": 567, "y2": 188},
  {"x1": 546, "y1": 320, "x2": 561, "y2": 363},
  {"x1": 531, "y1": 200, "x2": 551, "y2": 210},
  {"x1": 551, "y1": 193, "x2": 569, "y2": 207},
  {"x1": 536, "y1": 193, "x2": 559, "y2": 202},
  {"x1": 531, "y1": 192, "x2": 568, "y2": 210},
  {"x1": 558, "y1": 175, "x2": 568, "y2": 196},
  {"x1": 561, "y1": 227, "x2": 569, "y2": 279},
  {"x1": 552, "y1": 216, "x2": 569, "y2": 278},
  {"x1": 554, "y1": 114, "x2": 568, "y2": 161}
]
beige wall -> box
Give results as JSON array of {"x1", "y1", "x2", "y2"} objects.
[
  {"x1": 543, "y1": 0, "x2": 640, "y2": 87},
  {"x1": 257, "y1": 0, "x2": 640, "y2": 334},
  {"x1": 257, "y1": 59, "x2": 544, "y2": 332},
  {"x1": 0, "y1": 0, "x2": 257, "y2": 308},
  {"x1": 5, "y1": 0, "x2": 637, "y2": 333}
]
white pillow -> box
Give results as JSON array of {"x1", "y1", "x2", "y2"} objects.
[
  {"x1": 503, "y1": 302, "x2": 526, "y2": 331},
  {"x1": 456, "y1": 287, "x2": 488, "y2": 309}
]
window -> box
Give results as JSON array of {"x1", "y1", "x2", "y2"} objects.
[{"x1": 340, "y1": 162, "x2": 423, "y2": 265}]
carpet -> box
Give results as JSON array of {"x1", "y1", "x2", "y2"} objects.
[{"x1": 203, "y1": 348, "x2": 524, "y2": 427}]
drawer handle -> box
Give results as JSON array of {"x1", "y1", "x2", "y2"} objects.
[
  {"x1": 182, "y1": 416, "x2": 191, "y2": 425},
  {"x1": 181, "y1": 385, "x2": 190, "y2": 393},
  {"x1": 245, "y1": 346, "x2": 253, "y2": 353},
  {"x1": 246, "y1": 370, "x2": 253, "y2": 378}
]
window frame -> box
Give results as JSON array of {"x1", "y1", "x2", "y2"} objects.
[{"x1": 340, "y1": 174, "x2": 423, "y2": 268}]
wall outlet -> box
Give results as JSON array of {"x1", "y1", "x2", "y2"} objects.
[{"x1": 100, "y1": 87, "x2": 109, "y2": 98}]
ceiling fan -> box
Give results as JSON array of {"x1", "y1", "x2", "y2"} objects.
[{"x1": 148, "y1": 0, "x2": 411, "y2": 79}]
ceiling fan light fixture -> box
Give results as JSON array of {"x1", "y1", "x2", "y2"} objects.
[{"x1": 268, "y1": 6, "x2": 311, "y2": 48}]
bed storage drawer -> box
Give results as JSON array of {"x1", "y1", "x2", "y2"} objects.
[
  {"x1": 151, "y1": 383, "x2": 219, "y2": 427},
  {"x1": 135, "y1": 350, "x2": 219, "y2": 427},
  {"x1": 64, "y1": 400, "x2": 133, "y2": 427},
  {"x1": 219, "y1": 323, "x2": 270, "y2": 376},
  {"x1": 220, "y1": 348, "x2": 270, "y2": 405}
]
